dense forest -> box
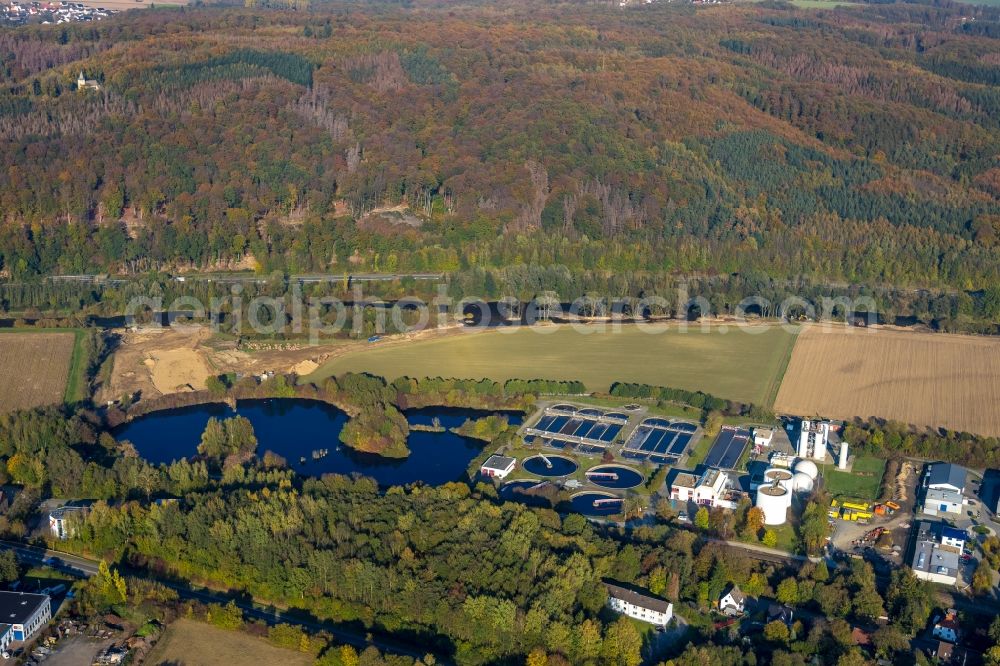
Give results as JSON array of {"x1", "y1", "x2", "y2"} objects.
[{"x1": 0, "y1": 0, "x2": 998, "y2": 306}]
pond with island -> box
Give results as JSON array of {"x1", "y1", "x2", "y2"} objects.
[{"x1": 114, "y1": 400, "x2": 523, "y2": 488}]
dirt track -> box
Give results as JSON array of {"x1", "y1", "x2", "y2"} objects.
[{"x1": 774, "y1": 324, "x2": 1000, "y2": 436}]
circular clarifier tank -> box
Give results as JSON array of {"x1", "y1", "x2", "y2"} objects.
[
  {"x1": 586, "y1": 465, "x2": 644, "y2": 489},
  {"x1": 522, "y1": 454, "x2": 578, "y2": 477}
]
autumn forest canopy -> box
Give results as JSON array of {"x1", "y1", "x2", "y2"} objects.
[{"x1": 0, "y1": 0, "x2": 999, "y2": 299}]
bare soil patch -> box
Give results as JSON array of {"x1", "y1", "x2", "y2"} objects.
[
  {"x1": 774, "y1": 325, "x2": 1000, "y2": 436},
  {"x1": 0, "y1": 332, "x2": 74, "y2": 411}
]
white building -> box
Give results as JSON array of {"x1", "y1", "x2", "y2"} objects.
[
  {"x1": 719, "y1": 584, "x2": 746, "y2": 616},
  {"x1": 753, "y1": 428, "x2": 774, "y2": 448},
  {"x1": 604, "y1": 583, "x2": 673, "y2": 626},
  {"x1": 0, "y1": 592, "x2": 51, "y2": 643},
  {"x1": 76, "y1": 71, "x2": 100, "y2": 91},
  {"x1": 797, "y1": 420, "x2": 830, "y2": 461},
  {"x1": 921, "y1": 487, "x2": 963, "y2": 516},
  {"x1": 48, "y1": 505, "x2": 88, "y2": 540},
  {"x1": 480, "y1": 455, "x2": 516, "y2": 480},
  {"x1": 670, "y1": 468, "x2": 736, "y2": 509}
]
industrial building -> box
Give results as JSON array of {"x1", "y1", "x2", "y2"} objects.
[
  {"x1": 911, "y1": 521, "x2": 960, "y2": 585},
  {"x1": 925, "y1": 463, "x2": 966, "y2": 494},
  {"x1": 480, "y1": 455, "x2": 516, "y2": 480},
  {"x1": 920, "y1": 487, "x2": 964, "y2": 517},
  {"x1": 753, "y1": 428, "x2": 774, "y2": 448},
  {"x1": 797, "y1": 420, "x2": 831, "y2": 461},
  {"x1": 0, "y1": 592, "x2": 51, "y2": 644},
  {"x1": 604, "y1": 582, "x2": 673, "y2": 627},
  {"x1": 670, "y1": 467, "x2": 741, "y2": 509}
]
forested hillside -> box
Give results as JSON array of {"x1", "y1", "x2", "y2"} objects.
[{"x1": 0, "y1": 0, "x2": 999, "y2": 292}]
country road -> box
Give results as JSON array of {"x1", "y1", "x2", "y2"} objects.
[{"x1": 0, "y1": 540, "x2": 440, "y2": 663}]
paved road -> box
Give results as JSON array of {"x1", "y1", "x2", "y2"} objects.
[{"x1": 0, "y1": 540, "x2": 439, "y2": 663}]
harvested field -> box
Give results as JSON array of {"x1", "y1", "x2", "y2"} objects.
[
  {"x1": 774, "y1": 325, "x2": 1000, "y2": 436},
  {"x1": 144, "y1": 619, "x2": 311, "y2": 666},
  {"x1": 308, "y1": 323, "x2": 798, "y2": 405},
  {"x1": 0, "y1": 331, "x2": 75, "y2": 411}
]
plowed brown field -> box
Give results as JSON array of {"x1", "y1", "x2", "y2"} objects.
[
  {"x1": 0, "y1": 332, "x2": 74, "y2": 411},
  {"x1": 774, "y1": 325, "x2": 1000, "y2": 436}
]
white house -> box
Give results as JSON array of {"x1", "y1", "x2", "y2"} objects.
[
  {"x1": 480, "y1": 455, "x2": 516, "y2": 480},
  {"x1": 49, "y1": 505, "x2": 88, "y2": 540},
  {"x1": 604, "y1": 583, "x2": 672, "y2": 627},
  {"x1": 0, "y1": 592, "x2": 51, "y2": 643},
  {"x1": 719, "y1": 584, "x2": 746, "y2": 616}
]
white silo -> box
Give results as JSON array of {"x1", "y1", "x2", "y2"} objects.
[
  {"x1": 838, "y1": 442, "x2": 849, "y2": 470},
  {"x1": 792, "y1": 471, "x2": 814, "y2": 493},
  {"x1": 794, "y1": 459, "x2": 819, "y2": 480},
  {"x1": 756, "y1": 483, "x2": 790, "y2": 525}
]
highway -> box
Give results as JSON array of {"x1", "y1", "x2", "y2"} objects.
[{"x1": 0, "y1": 540, "x2": 440, "y2": 662}]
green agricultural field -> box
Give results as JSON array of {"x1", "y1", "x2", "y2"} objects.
[
  {"x1": 823, "y1": 455, "x2": 886, "y2": 501},
  {"x1": 308, "y1": 324, "x2": 798, "y2": 406}
]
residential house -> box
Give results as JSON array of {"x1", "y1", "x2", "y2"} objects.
[
  {"x1": 719, "y1": 584, "x2": 746, "y2": 616},
  {"x1": 767, "y1": 602, "x2": 794, "y2": 627},
  {"x1": 0, "y1": 592, "x2": 51, "y2": 643},
  {"x1": 604, "y1": 582, "x2": 673, "y2": 627},
  {"x1": 48, "y1": 504, "x2": 89, "y2": 540},
  {"x1": 940, "y1": 526, "x2": 967, "y2": 551},
  {"x1": 933, "y1": 609, "x2": 961, "y2": 644}
]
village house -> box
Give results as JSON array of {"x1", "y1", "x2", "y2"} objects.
[
  {"x1": 604, "y1": 582, "x2": 673, "y2": 627},
  {"x1": 933, "y1": 609, "x2": 961, "y2": 644},
  {"x1": 719, "y1": 583, "x2": 746, "y2": 616}
]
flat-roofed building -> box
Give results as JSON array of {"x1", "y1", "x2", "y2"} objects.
[
  {"x1": 670, "y1": 467, "x2": 736, "y2": 508},
  {"x1": 911, "y1": 521, "x2": 959, "y2": 585},
  {"x1": 0, "y1": 592, "x2": 50, "y2": 643},
  {"x1": 921, "y1": 487, "x2": 963, "y2": 517},
  {"x1": 480, "y1": 455, "x2": 516, "y2": 480}
]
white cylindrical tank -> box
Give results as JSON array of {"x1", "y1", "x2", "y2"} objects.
[
  {"x1": 764, "y1": 468, "x2": 794, "y2": 494},
  {"x1": 756, "y1": 483, "x2": 790, "y2": 525},
  {"x1": 794, "y1": 459, "x2": 819, "y2": 480},
  {"x1": 838, "y1": 442, "x2": 849, "y2": 470},
  {"x1": 792, "y1": 471, "x2": 814, "y2": 493}
]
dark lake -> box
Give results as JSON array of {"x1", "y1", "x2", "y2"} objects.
[{"x1": 114, "y1": 399, "x2": 522, "y2": 487}]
